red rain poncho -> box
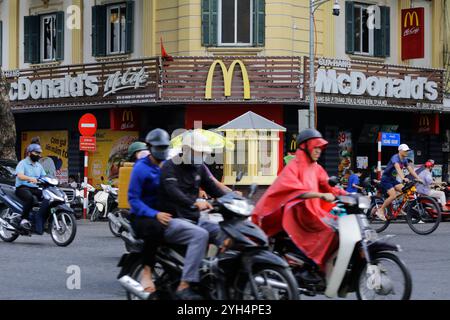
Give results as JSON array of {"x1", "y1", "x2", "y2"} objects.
[{"x1": 252, "y1": 149, "x2": 339, "y2": 270}]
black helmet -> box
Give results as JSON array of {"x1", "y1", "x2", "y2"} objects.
[
  {"x1": 145, "y1": 128, "x2": 170, "y2": 146},
  {"x1": 145, "y1": 129, "x2": 170, "y2": 161},
  {"x1": 296, "y1": 129, "x2": 325, "y2": 146}
]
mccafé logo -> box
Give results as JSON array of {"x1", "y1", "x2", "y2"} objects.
[
  {"x1": 315, "y1": 69, "x2": 438, "y2": 101},
  {"x1": 121, "y1": 110, "x2": 135, "y2": 130},
  {"x1": 205, "y1": 60, "x2": 250, "y2": 100},
  {"x1": 403, "y1": 11, "x2": 420, "y2": 37}
]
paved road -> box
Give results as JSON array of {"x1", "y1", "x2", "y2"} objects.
[{"x1": 1, "y1": 219, "x2": 450, "y2": 300}]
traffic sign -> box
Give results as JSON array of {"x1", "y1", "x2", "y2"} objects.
[
  {"x1": 381, "y1": 133, "x2": 400, "y2": 147},
  {"x1": 78, "y1": 113, "x2": 98, "y2": 137},
  {"x1": 80, "y1": 136, "x2": 96, "y2": 152}
]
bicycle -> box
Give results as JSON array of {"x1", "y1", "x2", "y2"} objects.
[{"x1": 367, "y1": 180, "x2": 442, "y2": 235}]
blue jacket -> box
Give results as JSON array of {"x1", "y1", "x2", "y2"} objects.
[{"x1": 128, "y1": 157, "x2": 161, "y2": 218}]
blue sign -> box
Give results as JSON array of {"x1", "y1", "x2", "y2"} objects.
[{"x1": 381, "y1": 133, "x2": 400, "y2": 147}]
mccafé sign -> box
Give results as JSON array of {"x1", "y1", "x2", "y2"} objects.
[
  {"x1": 401, "y1": 8, "x2": 424, "y2": 60},
  {"x1": 110, "y1": 109, "x2": 139, "y2": 131},
  {"x1": 315, "y1": 69, "x2": 438, "y2": 101}
]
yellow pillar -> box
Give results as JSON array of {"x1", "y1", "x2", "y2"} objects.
[
  {"x1": 270, "y1": 132, "x2": 279, "y2": 177},
  {"x1": 8, "y1": 0, "x2": 20, "y2": 69},
  {"x1": 398, "y1": 0, "x2": 411, "y2": 65},
  {"x1": 321, "y1": 0, "x2": 335, "y2": 58},
  {"x1": 432, "y1": 0, "x2": 444, "y2": 68},
  {"x1": 72, "y1": 0, "x2": 84, "y2": 64},
  {"x1": 143, "y1": 0, "x2": 156, "y2": 57}
]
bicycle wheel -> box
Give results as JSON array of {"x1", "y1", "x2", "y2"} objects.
[
  {"x1": 367, "y1": 197, "x2": 391, "y2": 233},
  {"x1": 406, "y1": 196, "x2": 441, "y2": 235}
]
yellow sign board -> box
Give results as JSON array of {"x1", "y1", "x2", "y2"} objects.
[
  {"x1": 205, "y1": 60, "x2": 251, "y2": 100},
  {"x1": 21, "y1": 131, "x2": 69, "y2": 183}
]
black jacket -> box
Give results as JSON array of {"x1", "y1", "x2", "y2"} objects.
[{"x1": 159, "y1": 160, "x2": 226, "y2": 222}]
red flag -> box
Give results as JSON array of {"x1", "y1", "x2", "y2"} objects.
[{"x1": 160, "y1": 37, "x2": 174, "y2": 62}]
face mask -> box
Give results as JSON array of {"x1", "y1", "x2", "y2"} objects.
[
  {"x1": 30, "y1": 154, "x2": 41, "y2": 162},
  {"x1": 150, "y1": 146, "x2": 169, "y2": 161}
]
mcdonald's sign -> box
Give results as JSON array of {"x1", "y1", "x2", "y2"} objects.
[
  {"x1": 401, "y1": 8, "x2": 424, "y2": 60},
  {"x1": 205, "y1": 60, "x2": 251, "y2": 100},
  {"x1": 415, "y1": 114, "x2": 439, "y2": 135},
  {"x1": 110, "y1": 109, "x2": 140, "y2": 131}
]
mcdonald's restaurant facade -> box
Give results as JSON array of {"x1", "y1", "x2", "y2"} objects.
[{"x1": 6, "y1": 55, "x2": 449, "y2": 185}]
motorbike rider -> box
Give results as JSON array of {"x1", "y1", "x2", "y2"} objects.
[
  {"x1": 127, "y1": 129, "x2": 172, "y2": 296},
  {"x1": 13, "y1": 144, "x2": 50, "y2": 234},
  {"x1": 127, "y1": 141, "x2": 150, "y2": 162},
  {"x1": 158, "y1": 130, "x2": 228, "y2": 300},
  {"x1": 417, "y1": 160, "x2": 447, "y2": 208},
  {"x1": 252, "y1": 129, "x2": 339, "y2": 282},
  {"x1": 376, "y1": 144, "x2": 423, "y2": 221}
]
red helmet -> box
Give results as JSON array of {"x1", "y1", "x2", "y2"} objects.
[{"x1": 425, "y1": 160, "x2": 435, "y2": 168}]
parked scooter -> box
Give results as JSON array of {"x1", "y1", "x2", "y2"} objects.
[
  {"x1": 116, "y1": 175, "x2": 299, "y2": 300},
  {"x1": 91, "y1": 184, "x2": 118, "y2": 222},
  {"x1": 271, "y1": 191, "x2": 412, "y2": 300},
  {"x1": 0, "y1": 177, "x2": 77, "y2": 247}
]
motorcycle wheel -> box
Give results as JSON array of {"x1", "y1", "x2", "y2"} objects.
[
  {"x1": 367, "y1": 197, "x2": 391, "y2": 233},
  {"x1": 50, "y1": 211, "x2": 77, "y2": 247},
  {"x1": 0, "y1": 208, "x2": 19, "y2": 243},
  {"x1": 109, "y1": 208, "x2": 122, "y2": 237},
  {"x1": 406, "y1": 196, "x2": 441, "y2": 235},
  {"x1": 90, "y1": 207, "x2": 99, "y2": 222},
  {"x1": 235, "y1": 264, "x2": 299, "y2": 300},
  {"x1": 356, "y1": 252, "x2": 412, "y2": 300}
]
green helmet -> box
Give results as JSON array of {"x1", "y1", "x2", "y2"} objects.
[{"x1": 127, "y1": 142, "x2": 148, "y2": 160}]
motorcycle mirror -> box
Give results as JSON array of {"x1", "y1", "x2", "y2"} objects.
[
  {"x1": 248, "y1": 184, "x2": 258, "y2": 199},
  {"x1": 328, "y1": 176, "x2": 339, "y2": 187}
]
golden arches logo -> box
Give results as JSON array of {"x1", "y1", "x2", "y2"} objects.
[
  {"x1": 205, "y1": 60, "x2": 251, "y2": 100},
  {"x1": 419, "y1": 115, "x2": 429, "y2": 127},
  {"x1": 404, "y1": 11, "x2": 419, "y2": 28},
  {"x1": 122, "y1": 110, "x2": 134, "y2": 122}
]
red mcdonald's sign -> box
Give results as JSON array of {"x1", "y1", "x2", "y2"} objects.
[
  {"x1": 110, "y1": 109, "x2": 140, "y2": 131},
  {"x1": 401, "y1": 8, "x2": 424, "y2": 60},
  {"x1": 415, "y1": 114, "x2": 440, "y2": 135}
]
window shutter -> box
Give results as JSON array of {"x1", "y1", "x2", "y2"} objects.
[
  {"x1": 345, "y1": 1, "x2": 355, "y2": 54},
  {"x1": 24, "y1": 15, "x2": 40, "y2": 64},
  {"x1": 202, "y1": 0, "x2": 218, "y2": 47},
  {"x1": 253, "y1": 0, "x2": 265, "y2": 46},
  {"x1": 125, "y1": 1, "x2": 134, "y2": 54},
  {"x1": 92, "y1": 5, "x2": 106, "y2": 57},
  {"x1": 55, "y1": 11, "x2": 65, "y2": 61},
  {"x1": 374, "y1": 6, "x2": 390, "y2": 57}
]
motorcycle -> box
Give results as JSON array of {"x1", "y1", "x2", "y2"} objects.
[
  {"x1": 62, "y1": 183, "x2": 96, "y2": 220},
  {"x1": 271, "y1": 192, "x2": 412, "y2": 300},
  {"x1": 0, "y1": 177, "x2": 77, "y2": 247},
  {"x1": 116, "y1": 183, "x2": 299, "y2": 301},
  {"x1": 91, "y1": 184, "x2": 118, "y2": 222}
]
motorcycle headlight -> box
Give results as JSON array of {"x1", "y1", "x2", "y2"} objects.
[{"x1": 224, "y1": 200, "x2": 254, "y2": 217}]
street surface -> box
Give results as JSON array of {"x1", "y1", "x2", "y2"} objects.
[{"x1": 0, "y1": 219, "x2": 449, "y2": 300}]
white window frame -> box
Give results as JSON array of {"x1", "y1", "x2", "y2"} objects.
[
  {"x1": 40, "y1": 14, "x2": 57, "y2": 62},
  {"x1": 218, "y1": 0, "x2": 253, "y2": 46},
  {"x1": 353, "y1": 3, "x2": 374, "y2": 56},
  {"x1": 106, "y1": 3, "x2": 127, "y2": 55}
]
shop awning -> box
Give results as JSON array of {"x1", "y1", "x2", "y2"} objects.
[{"x1": 217, "y1": 111, "x2": 286, "y2": 131}]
